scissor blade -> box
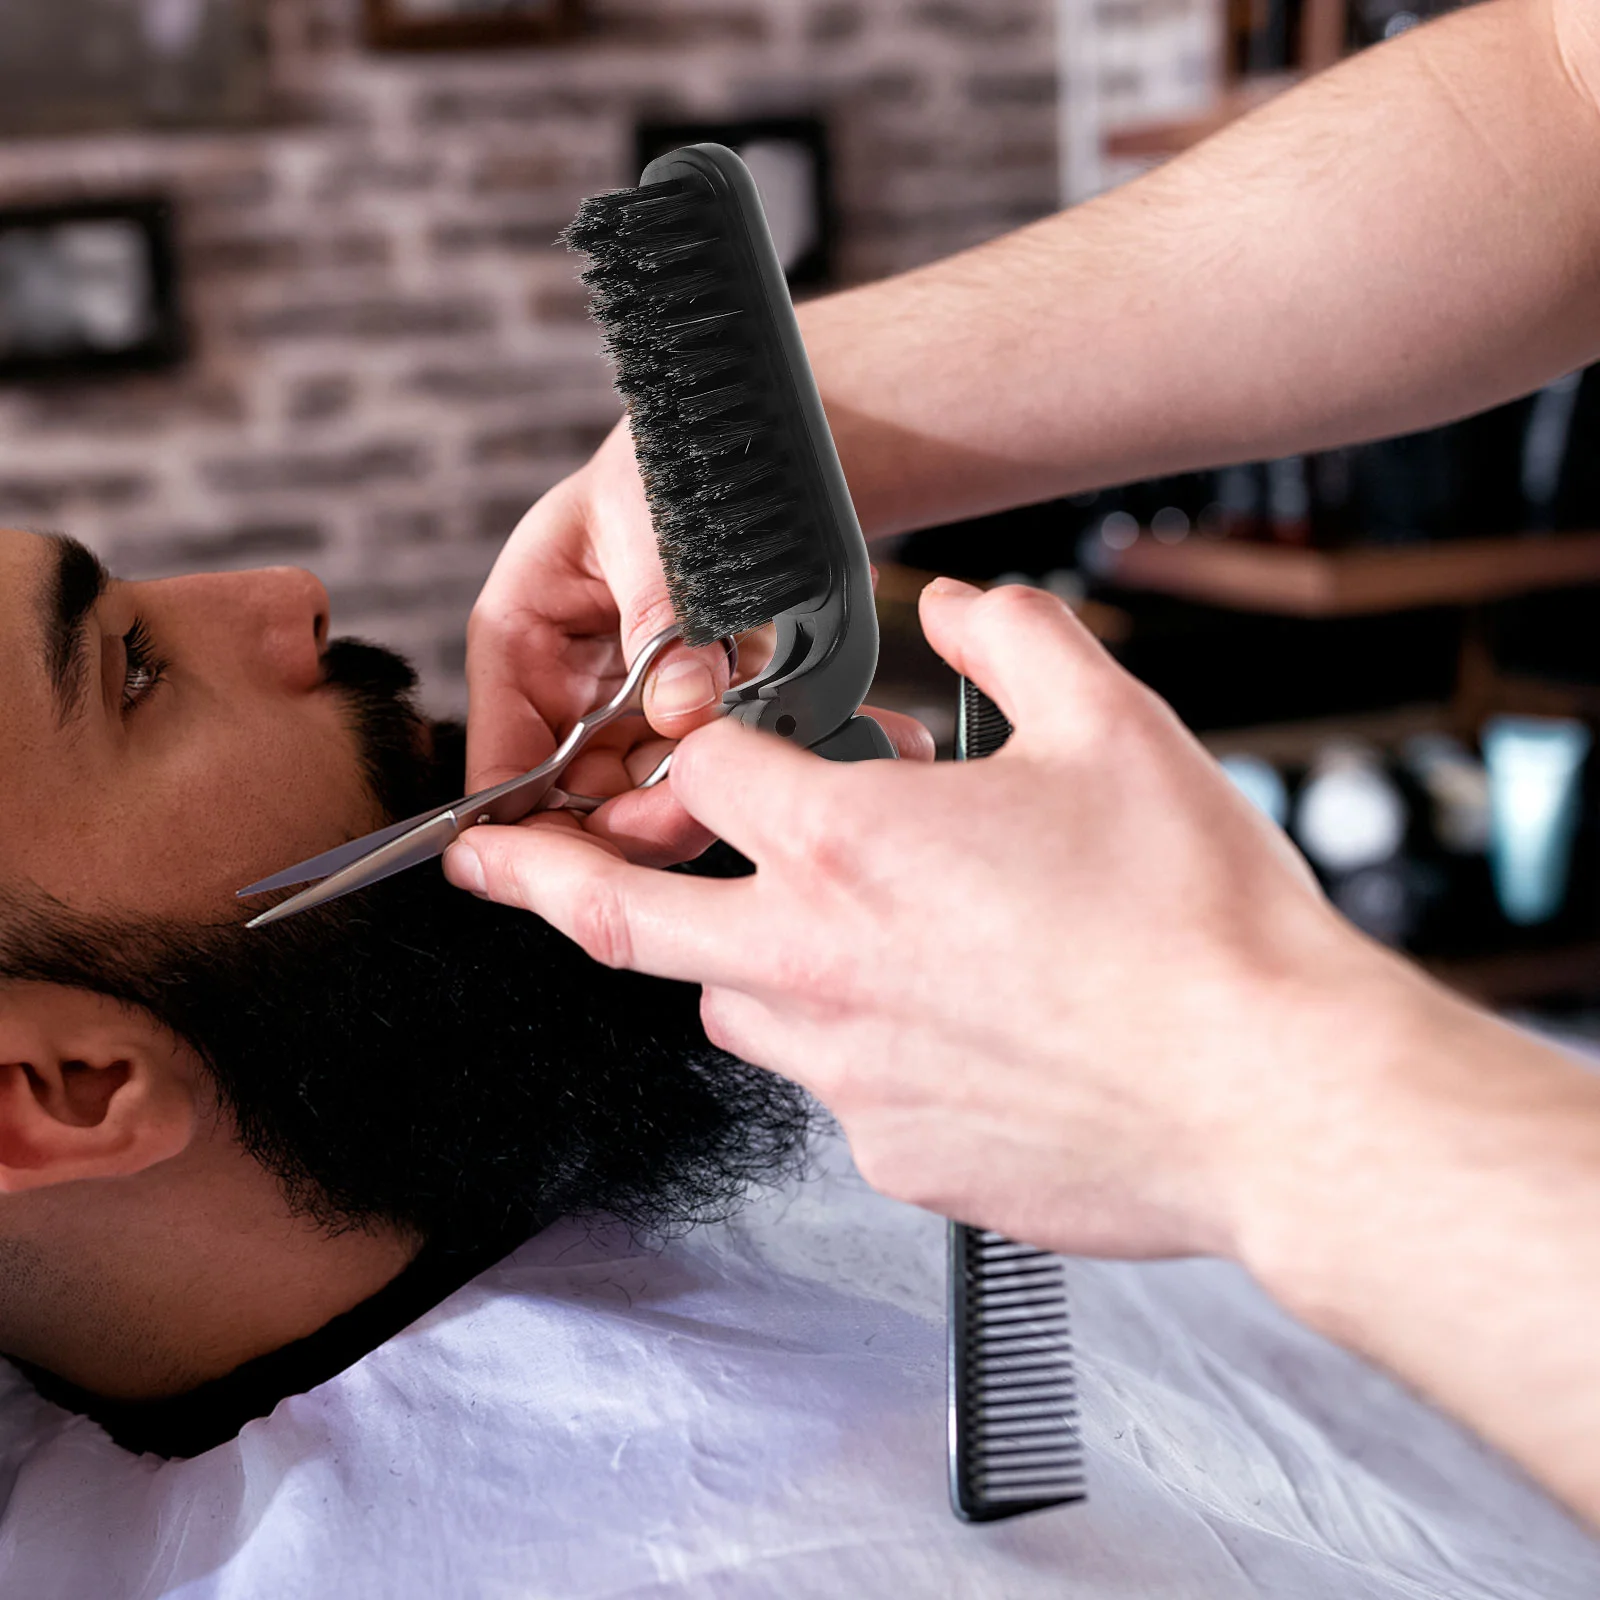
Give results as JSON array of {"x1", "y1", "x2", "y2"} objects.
[
  {"x1": 236, "y1": 803, "x2": 453, "y2": 899},
  {"x1": 245, "y1": 812, "x2": 461, "y2": 929},
  {"x1": 239, "y1": 627, "x2": 689, "y2": 903}
]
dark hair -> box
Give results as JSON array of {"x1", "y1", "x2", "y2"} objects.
[{"x1": 0, "y1": 715, "x2": 810, "y2": 1247}]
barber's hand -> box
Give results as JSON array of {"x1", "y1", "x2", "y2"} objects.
[
  {"x1": 467, "y1": 420, "x2": 927, "y2": 865},
  {"x1": 466, "y1": 422, "x2": 726, "y2": 865},
  {"x1": 447, "y1": 579, "x2": 1409, "y2": 1261}
]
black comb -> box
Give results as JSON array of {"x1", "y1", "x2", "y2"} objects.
[
  {"x1": 948, "y1": 678, "x2": 1085, "y2": 1522},
  {"x1": 565, "y1": 143, "x2": 886, "y2": 760}
]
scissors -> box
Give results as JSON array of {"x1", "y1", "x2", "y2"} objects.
[{"x1": 238, "y1": 626, "x2": 711, "y2": 929}]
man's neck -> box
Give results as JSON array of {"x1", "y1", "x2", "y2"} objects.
[{"x1": 0, "y1": 1119, "x2": 416, "y2": 1402}]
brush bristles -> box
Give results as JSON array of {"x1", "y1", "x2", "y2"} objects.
[{"x1": 563, "y1": 179, "x2": 829, "y2": 646}]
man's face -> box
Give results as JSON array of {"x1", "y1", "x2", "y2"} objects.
[
  {"x1": 0, "y1": 527, "x2": 807, "y2": 1249},
  {"x1": 0, "y1": 527, "x2": 391, "y2": 926}
]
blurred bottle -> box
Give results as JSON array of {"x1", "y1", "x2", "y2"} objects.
[
  {"x1": 1396, "y1": 732, "x2": 1496, "y2": 954},
  {"x1": 1215, "y1": 462, "x2": 1267, "y2": 542},
  {"x1": 1401, "y1": 733, "x2": 1490, "y2": 856},
  {"x1": 1551, "y1": 366, "x2": 1600, "y2": 531},
  {"x1": 1266, "y1": 455, "x2": 1312, "y2": 546},
  {"x1": 1346, "y1": 426, "x2": 1461, "y2": 545},
  {"x1": 1347, "y1": 0, "x2": 1465, "y2": 47},
  {"x1": 1227, "y1": 0, "x2": 1299, "y2": 74},
  {"x1": 1294, "y1": 743, "x2": 1406, "y2": 872},
  {"x1": 1519, "y1": 373, "x2": 1582, "y2": 532},
  {"x1": 1218, "y1": 752, "x2": 1290, "y2": 828},
  {"x1": 1293, "y1": 742, "x2": 1419, "y2": 945},
  {"x1": 1306, "y1": 448, "x2": 1357, "y2": 548},
  {"x1": 1482, "y1": 716, "x2": 1593, "y2": 927}
]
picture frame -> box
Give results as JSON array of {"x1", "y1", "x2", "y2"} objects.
[
  {"x1": 0, "y1": 0, "x2": 265, "y2": 137},
  {"x1": 364, "y1": 0, "x2": 582, "y2": 52},
  {"x1": 0, "y1": 198, "x2": 186, "y2": 385},
  {"x1": 633, "y1": 116, "x2": 834, "y2": 290}
]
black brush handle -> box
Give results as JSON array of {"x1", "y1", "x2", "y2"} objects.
[
  {"x1": 809, "y1": 714, "x2": 896, "y2": 762},
  {"x1": 643, "y1": 144, "x2": 880, "y2": 748}
]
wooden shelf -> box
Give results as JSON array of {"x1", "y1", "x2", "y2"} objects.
[
  {"x1": 1425, "y1": 943, "x2": 1600, "y2": 1006},
  {"x1": 1104, "y1": 75, "x2": 1299, "y2": 159},
  {"x1": 1201, "y1": 702, "x2": 1458, "y2": 764},
  {"x1": 1199, "y1": 680, "x2": 1600, "y2": 765},
  {"x1": 874, "y1": 561, "x2": 1131, "y2": 643},
  {"x1": 1103, "y1": 0, "x2": 1344, "y2": 163},
  {"x1": 1104, "y1": 532, "x2": 1600, "y2": 617}
]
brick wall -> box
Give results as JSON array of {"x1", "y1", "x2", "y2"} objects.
[
  {"x1": 1060, "y1": 0, "x2": 1219, "y2": 198},
  {"x1": 0, "y1": 0, "x2": 1068, "y2": 714}
]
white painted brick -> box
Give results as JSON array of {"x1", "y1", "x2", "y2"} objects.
[{"x1": 0, "y1": 0, "x2": 1076, "y2": 713}]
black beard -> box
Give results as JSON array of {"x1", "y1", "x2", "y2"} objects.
[
  {"x1": 317, "y1": 637, "x2": 441, "y2": 824},
  {"x1": 0, "y1": 640, "x2": 810, "y2": 1247}
]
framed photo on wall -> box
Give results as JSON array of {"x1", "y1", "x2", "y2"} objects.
[
  {"x1": 0, "y1": 199, "x2": 186, "y2": 384},
  {"x1": 0, "y1": 0, "x2": 265, "y2": 137},
  {"x1": 364, "y1": 0, "x2": 582, "y2": 51},
  {"x1": 634, "y1": 116, "x2": 834, "y2": 290}
]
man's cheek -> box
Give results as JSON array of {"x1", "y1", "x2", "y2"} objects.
[{"x1": 129, "y1": 708, "x2": 376, "y2": 921}]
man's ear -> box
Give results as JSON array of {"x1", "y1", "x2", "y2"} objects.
[{"x1": 0, "y1": 984, "x2": 199, "y2": 1192}]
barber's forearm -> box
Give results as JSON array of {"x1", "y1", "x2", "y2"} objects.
[
  {"x1": 800, "y1": 0, "x2": 1600, "y2": 538},
  {"x1": 1234, "y1": 965, "x2": 1600, "y2": 1524}
]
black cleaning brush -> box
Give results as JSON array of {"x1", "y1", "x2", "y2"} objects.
[
  {"x1": 564, "y1": 143, "x2": 890, "y2": 761},
  {"x1": 569, "y1": 148, "x2": 1086, "y2": 1524}
]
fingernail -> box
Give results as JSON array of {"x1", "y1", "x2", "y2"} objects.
[
  {"x1": 925, "y1": 576, "x2": 981, "y2": 600},
  {"x1": 444, "y1": 841, "x2": 486, "y2": 897},
  {"x1": 648, "y1": 656, "x2": 717, "y2": 717}
]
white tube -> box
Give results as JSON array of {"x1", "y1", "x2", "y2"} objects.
[
  {"x1": 1482, "y1": 716, "x2": 1593, "y2": 926},
  {"x1": 1218, "y1": 753, "x2": 1290, "y2": 829},
  {"x1": 1292, "y1": 743, "x2": 1407, "y2": 875}
]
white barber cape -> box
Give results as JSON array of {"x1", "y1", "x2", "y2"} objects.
[{"x1": 0, "y1": 1127, "x2": 1595, "y2": 1599}]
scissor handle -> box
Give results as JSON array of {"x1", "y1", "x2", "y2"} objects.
[
  {"x1": 457, "y1": 626, "x2": 684, "y2": 830},
  {"x1": 241, "y1": 626, "x2": 703, "y2": 925}
]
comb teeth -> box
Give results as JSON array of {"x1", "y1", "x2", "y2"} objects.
[
  {"x1": 958, "y1": 678, "x2": 1013, "y2": 761},
  {"x1": 950, "y1": 1229, "x2": 1085, "y2": 1519},
  {"x1": 562, "y1": 175, "x2": 829, "y2": 646},
  {"x1": 948, "y1": 682, "x2": 1083, "y2": 1522}
]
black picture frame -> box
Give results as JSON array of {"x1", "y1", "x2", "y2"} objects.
[
  {"x1": 0, "y1": 198, "x2": 186, "y2": 385},
  {"x1": 634, "y1": 115, "x2": 834, "y2": 290},
  {"x1": 0, "y1": 0, "x2": 266, "y2": 138},
  {"x1": 365, "y1": 0, "x2": 582, "y2": 51}
]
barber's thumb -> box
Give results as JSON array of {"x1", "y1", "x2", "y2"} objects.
[
  {"x1": 444, "y1": 824, "x2": 606, "y2": 912},
  {"x1": 443, "y1": 839, "x2": 490, "y2": 898},
  {"x1": 642, "y1": 642, "x2": 729, "y2": 737},
  {"x1": 919, "y1": 575, "x2": 1103, "y2": 735},
  {"x1": 665, "y1": 714, "x2": 839, "y2": 854}
]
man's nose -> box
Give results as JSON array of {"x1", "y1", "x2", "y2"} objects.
[
  {"x1": 246, "y1": 567, "x2": 331, "y2": 691},
  {"x1": 173, "y1": 566, "x2": 331, "y2": 693}
]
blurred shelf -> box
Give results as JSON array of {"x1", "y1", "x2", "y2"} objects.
[
  {"x1": 874, "y1": 561, "x2": 1132, "y2": 643},
  {"x1": 1424, "y1": 942, "x2": 1600, "y2": 1005},
  {"x1": 1201, "y1": 701, "x2": 1457, "y2": 764},
  {"x1": 872, "y1": 560, "x2": 956, "y2": 608},
  {"x1": 873, "y1": 562, "x2": 1133, "y2": 754},
  {"x1": 1104, "y1": 532, "x2": 1600, "y2": 617},
  {"x1": 1489, "y1": 674, "x2": 1600, "y2": 721},
  {"x1": 1200, "y1": 679, "x2": 1600, "y2": 765},
  {"x1": 1104, "y1": 74, "x2": 1299, "y2": 159}
]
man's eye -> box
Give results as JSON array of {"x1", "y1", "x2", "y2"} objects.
[{"x1": 121, "y1": 617, "x2": 169, "y2": 714}]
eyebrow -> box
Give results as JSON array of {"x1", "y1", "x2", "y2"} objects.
[{"x1": 41, "y1": 533, "x2": 113, "y2": 728}]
